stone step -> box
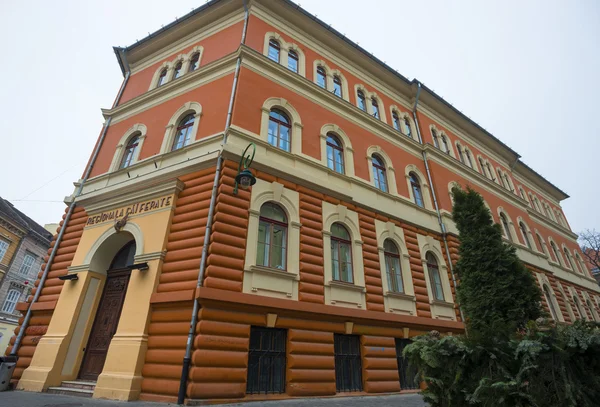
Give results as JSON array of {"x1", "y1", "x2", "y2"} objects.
[
  {"x1": 47, "y1": 386, "x2": 94, "y2": 398},
  {"x1": 60, "y1": 380, "x2": 97, "y2": 391}
]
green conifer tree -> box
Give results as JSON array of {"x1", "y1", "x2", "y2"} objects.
[{"x1": 451, "y1": 186, "x2": 542, "y2": 338}]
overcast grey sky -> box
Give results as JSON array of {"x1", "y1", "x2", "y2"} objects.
[{"x1": 0, "y1": 0, "x2": 598, "y2": 234}]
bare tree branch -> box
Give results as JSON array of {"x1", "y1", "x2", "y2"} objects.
[{"x1": 578, "y1": 229, "x2": 600, "y2": 272}]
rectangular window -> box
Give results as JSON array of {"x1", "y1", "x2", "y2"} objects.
[
  {"x1": 246, "y1": 327, "x2": 287, "y2": 394},
  {"x1": 395, "y1": 338, "x2": 419, "y2": 390},
  {"x1": 0, "y1": 240, "x2": 8, "y2": 263},
  {"x1": 18, "y1": 254, "x2": 36, "y2": 276},
  {"x1": 334, "y1": 334, "x2": 363, "y2": 392}
]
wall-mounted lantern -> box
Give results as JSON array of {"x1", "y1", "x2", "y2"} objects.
[{"x1": 233, "y1": 143, "x2": 257, "y2": 195}]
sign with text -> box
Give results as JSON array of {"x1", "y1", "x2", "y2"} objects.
[{"x1": 86, "y1": 195, "x2": 173, "y2": 226}]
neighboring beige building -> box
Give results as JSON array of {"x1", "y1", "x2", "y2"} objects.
[{"x1": 0, "y1": 198, "x2": 52, "y2": 354}]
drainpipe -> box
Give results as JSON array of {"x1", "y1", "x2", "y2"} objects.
[
  {"x1": 411, "y1": 82, "x2": 465, "y2": 324},
  {"x1": 177, "y1": 1, "x2": 249, "y2": 404},
  {"x1": 10, "y1": 63, "x2": 131, "y2": 356}
]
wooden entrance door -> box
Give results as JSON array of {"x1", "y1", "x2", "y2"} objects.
[{"x1": 78, "y1": 241, "x2": 135, "y2": 381}]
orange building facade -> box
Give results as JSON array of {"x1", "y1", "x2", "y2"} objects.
[{"x1": 9, "y1": 0, "x2": 600, "y2": 403}]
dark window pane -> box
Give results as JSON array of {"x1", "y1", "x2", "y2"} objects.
[
  {"x1": 188, "y1": 53, "x2": 200, "y2": 72},
  {"x1": 268, "y1": 39, "x2": 280, "y2": 62},
  {"x1": 288, "y1": 50, "x2": 298, "y2": 73},
  {"x1": 247, "y1": 327, "x2": 286, "y2": 394},
  {"x1": 317, "y1": 66, "x2": 327, "y2": 88}
]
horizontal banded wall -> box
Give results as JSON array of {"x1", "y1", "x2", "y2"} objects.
[
  {"x1": 140, "y1": 168, "x2": 214, "y2": 403},
  {"x1": 8, "y1": 206, "x2": 87, "y2": 382}
]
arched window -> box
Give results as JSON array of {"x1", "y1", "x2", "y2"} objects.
[
  {"x1": 574, "y1": 296, "x2": 587, "y2": 320},
  {"x1": 563, "y1": 248, "x2": 577, "y2": 272},
  {"x1": 410, "y1": 172, "x2": 424, "y2": 208},
  {"x1": 120, "y1": 134, "x2": 140, "y2": 169},
  {"x1": 288, "y1": 50, "x2": 299, "y2": 73},
  {"x1": 1, "y1": 289, "x2": 20, "y2": 313},
  {"x1": 503, "y1": 174, "x2": 512, "y2": 191},
  {"x1": 404, "y1": 118, "x2": 412, "y2": 138},
  {"x1": 426, "y1": 252, "x2": 444, "y2": 301},
  {"x1": 486, "y1": 163, "x2": 495, "y2": 181},
  {"x1": 432, "y1": 129, "x2": 440, "y2": 148},
  {"x1": 587, "y1": 300, "x2": 598, "y2": 321},
  {"x1": 457, "y1": 144, "x2": 465, "y2": 164},
  {"x1": 500, "y1": 213, "x2": 512, "y2": 242},
  {"x1": 372, "y1": 154, "x2": 388, "y2": 192},
  {"x1": 519, "y1": 187, "x2": 526, "y2": 201},
  {"x1": 392, "y1": 111, "x2": 400, "y2": 131},
  {"x1": 440, "y1": 135, "x2": 450, "y2": 154},
  {"x1": 371, "y1": 98, "x2": 380, "y2": 119},
  {"x1": 333, "y1": 75, "x2": 342, "y2": 97},
  {"x1": 331, "y1": 223, "x2": 353, "y2": 283},
  {"x1": 357, "y1": 90, "x2": 366, "y2": 111},
  {"x1": 326, "y1": 133, "x2": 344, "y2": 174},
  {"x1": 268, "y1": 108, "x2": 291, "y2": 152},
  {"x1": 550, "y1": 241, "x2": 562, "y2": 265},
  {"x1": 316, "y1": 66, "x2": 327, "y2": 88},
  {"x1": 384, "y1": 239, "x2": 403, "y2": 293},
  {"x1": 257, "y1": 203, "x2": 287, "y2": 270},
  {"x1": 536, "y1": 233, "x2": 545, "y2": 253},
  {"x1": 533, "y1": 197, "x2": 542, "y2": 213},
  {"x1": 172, "y1": 114, "x2": 195, "y2": 151},
  {"x1": 188, "y1": 52, "x2": 200, "y2": 72},
  {"x1": 157, "y1": 68, "x2": 168, "y2": 87},
  {"x1": 268, "y1": 39, "x2": 280, "y2": 62},
  {"x1": 497, "y1": 169, "x2": 505, "y2": 188},
  {"x1": 465, "y1": 149, "x2": 473, "y2": 168},
  {"x1": 519, "y1": 222, "x2": 531, "y2": 249},
  {"x1": 478, "y1": 158, "x2": 486, "y2": 176},
  {"x1": 543, "y1": 285, "x2": 558, "y2": 321},
  {"x1": 172, "y1": 61, "x2": 183, "y2": 80}
]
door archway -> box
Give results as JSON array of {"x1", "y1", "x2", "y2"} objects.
[{"x1": 78, "y1": 240, "x2": 136, "y2": 381}]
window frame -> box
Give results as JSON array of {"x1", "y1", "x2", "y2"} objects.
[
  {"x1": 188, "y1": 52, "x2": 200, "y2": 72},
  {"x1": 0, "y1": 239, "x2": 8, "y2": 262},
  {"x1": 330, "y1": 223, "x2": 354, "y2": 284},
  {"x1": 550, "y1": 241, "x2": 562, "y2": 265},
  {"x1": 426, "y1": 252, "x2": 445, "y2": 301},
  {"x1": 334, "y1": 334, "x2": 363, "y2": 392},
  {"x1": 409, "y1": 172, "x2": 424, "y2": 208},
  {"x1": 1, "y1": 288, "x2": 20, "y2": 313},
  {"x1": 157, "y1": 68, "x2": 168, "y2": 87},
  {"x1": 18, "y1": 253, "x2": 36, "y2": 276},
  {"x1": 172, "y1": 60, "x2": 183, "y2": 80},
  {"x1": 267, "y1": 108, "x2": 292, "y2": 152},
  {"x1": 543, "y1": 285, "x2": 559, "y2": 321},
  {"x1": 372, "y1": 154, "x2": 388, "y2": 192},
  {"x1": 500, "y1": 213, "x2": 512, "y2": 242},
  {"x1": 256, "y1": 203, "x2": 288, "y2": 271},
  {"x1": 357, "y1": 90, "x2": 366, "y2": 111},
  {"x1": 384, "y1": 239, "x2": 404, "y2": 293},
  {"x1": 333, "y1": 75, "x2": 342, "y2": 97},
  {"x1": 326, "y1": 133, "x2": 345, "y2": 174},
  {"x1": 519, "y1": 222, "x2": 531, "y2": 249},
  {"x1": 371, "y1": 97, "x2": 380, "y2": 119},
  {"x1": 171, "y1": 113, "x2": 196, "y2": 151},
  {"x1": 268, "y1": 39, "x2": 280, "y2": 62},
  {"x1": 287, "y1": 49, "x2": 299, "y2": 73},
  {"x1": 119, "y1": 133, "x2": 140, "y2": 169},
  {"x1": 246, "y1": 326, "x2": 287, "y2": 395},
  {"x1": 316, "y1": 66, "x2": 327, "y2": 89}
]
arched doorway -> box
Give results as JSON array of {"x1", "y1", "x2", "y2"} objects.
[{"x1": 78, "y1": 240, "x2": 136, "y2": 381}]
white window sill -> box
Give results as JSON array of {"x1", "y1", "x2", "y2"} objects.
[{"x1": 247, "y1": 265, "x2": 298, "y2": 280}]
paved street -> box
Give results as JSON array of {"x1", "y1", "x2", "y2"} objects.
[{"x1": 0, "y1": 391, "x2": 427, "y2": 407}]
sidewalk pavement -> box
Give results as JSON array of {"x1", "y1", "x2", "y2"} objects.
[{"x1": 0, "y1": 390, "x2": 428, "y2": 407}]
